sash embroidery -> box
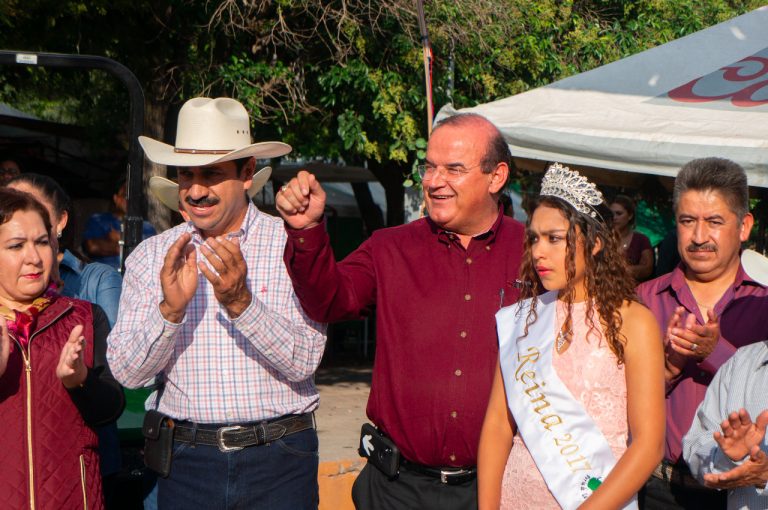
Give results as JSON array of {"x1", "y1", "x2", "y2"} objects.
[{"x1": 496, "y1": 291, "x2": 637, "y2": 510}]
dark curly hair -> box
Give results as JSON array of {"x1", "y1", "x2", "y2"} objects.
[{"x1": 518, "y1": 195, "x2": 638, "y2": 364}]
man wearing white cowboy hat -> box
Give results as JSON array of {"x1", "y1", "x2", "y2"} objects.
[{"x1": 107, "y1": 97, "x2": 327, "y2": 510}]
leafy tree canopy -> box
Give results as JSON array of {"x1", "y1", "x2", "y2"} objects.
[{"x1": 0, "y1": 0, "x2": 763, "y2": 224}]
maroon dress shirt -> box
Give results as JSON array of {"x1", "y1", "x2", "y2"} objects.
[
  {"x1": 637, "y1": 263, "x2": 768, "y2": 462},
  {"x1": 284, "y1": 210, "x2": 525, "y2": 467}
]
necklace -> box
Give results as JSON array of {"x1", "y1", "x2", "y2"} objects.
[
  {"x1": 555, "y1": 304, "x2": 573, "y2": 353},
  {"x1": 556, "y1": 327, "x2": 571, "y2": 353},
  {"x1": 621, "y1": 231, "x2": 632, "y2": 250}
]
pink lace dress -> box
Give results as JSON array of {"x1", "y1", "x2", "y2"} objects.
[{"x1": 500, "y1": 300, "x2": 629, "y2": 509}]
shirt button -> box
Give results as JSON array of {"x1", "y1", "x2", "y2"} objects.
[
  {"x1": 466, "y1": 257, "x2": 472, "y2": 264},
  {"x1": 485, "y1": 245, "x2": 491, "y2": 251},
  {"x1": 454, "y1": 369, "x2": 462, "y2": 377},
  {"x1": 460, "y1": 331, "x2": 467, "y2": 338},
  {"x1": 450, "y1": 411, "x2": 458, "y2": 418},
  {"x1": 298, "y1": 237, "x2": 305, "y2": 244},
  {"x1": 449, "y1": 454, "x2": 456, "y2": 462},
  {"x1": 464, "y1": 294, "x2": 471, "y2": 301}
]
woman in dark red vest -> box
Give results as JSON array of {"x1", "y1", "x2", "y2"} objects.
[{"x1": 0, "y1": 188, "x2": 124, "y2": 509}]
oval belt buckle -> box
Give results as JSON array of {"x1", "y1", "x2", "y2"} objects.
[{"x1": 217, "y1": 425, "x2": 245, "y2": 452}]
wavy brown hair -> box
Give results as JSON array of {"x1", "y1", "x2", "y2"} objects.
[{"x1": 518, "y1": 196, "x2": 638, "y2": 364}]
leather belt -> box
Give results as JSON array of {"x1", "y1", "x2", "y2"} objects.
[
  {"x1": 400, "y1": 458, "x2": 477, "y2": 485},
  {"x1": 651, "y1": 460, "x2": 704, "y2": 488},
  {"x1": 174, "y1": 413, "x2": 315, "y2": 453}
]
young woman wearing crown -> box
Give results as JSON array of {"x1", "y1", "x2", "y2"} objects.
[{"x1": 477, "y1": 163, "x2": 665, "y2": 509}]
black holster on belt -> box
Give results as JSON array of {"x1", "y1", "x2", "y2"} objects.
[
  {"x1": 143, "y1": 410, "x2": 175, "y2": 478},
  {"x1": 358, "y1": 423, "x2": 401, "y2": 479}
]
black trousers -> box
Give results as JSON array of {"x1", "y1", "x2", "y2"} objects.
[
  {"x1": 639, "y1": 476, "x2": 727, "y2": 510},
  {"x1": 352, "y1": 462, "x2": 477, "y2": 510}
]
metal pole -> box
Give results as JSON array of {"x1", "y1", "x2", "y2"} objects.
[
  {"x1": 416, "y1": 0, "x2": 433, "y2": 137},
  {"x1": 0, "y1": 50, "x2": 145, "y2": 271}
]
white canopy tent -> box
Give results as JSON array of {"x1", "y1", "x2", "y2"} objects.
[{"x1": 438, "y1": 6, "x2": 768, "y2": 187}]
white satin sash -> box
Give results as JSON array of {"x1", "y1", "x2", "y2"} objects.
[{"x1": 496, "y1": 291, "x2": 637, "y2": 510}]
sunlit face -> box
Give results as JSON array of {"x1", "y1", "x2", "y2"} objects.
[
  {"x1": 610, "y1": 202, "x2": 631, "y2": 231},
  {"x1": 529, "y1": 205, "x2": 589, "y2": 299},
  {"x1": 0, "y1": 210, "x2": 54, "y2": 310},
  {"x1": 676, "y1": 189, "x2": 752, "y2": 282},
  {"x1": 422, "y1": 124, "x2": 505, "y2": 235},
  {"x1": 177, "y1": 159, "x2": 254, "y2": 239}
]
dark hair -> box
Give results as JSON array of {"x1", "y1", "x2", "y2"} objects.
[
  {"x1": 611, "y1": 194, "x2": 636, "y2": 226},
  {"x1": 518, "y1": 196, "x2": 637, "y2": 364},
  {"x1": 433, "y1": 113, "x2": 512, "y2": 175},
  {"x1": 0, "y1": 187, "x2": 53, "y2": 235},
  {"x1": 673, "y1": 158, "x2": 749, "y2": 219},
  {"x1": 8, "y1": 173, "x2": 71, "y2": 219},
  {"x1": 6, "y1": 173, "x2": 86, "y2": 259}
]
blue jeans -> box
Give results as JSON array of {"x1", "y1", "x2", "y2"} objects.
[{"x1": 158, "y1": 428, "x2": 319, "y2": 510}]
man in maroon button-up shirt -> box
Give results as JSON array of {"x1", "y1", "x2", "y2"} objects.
[
  {"x1": 637, "y1": 158, "x2": 768, "y2": 510},
  {"x1": 277, "y1": 114, "x2": 524, "y2": 510}
]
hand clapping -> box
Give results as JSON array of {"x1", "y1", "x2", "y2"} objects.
[
  {"x1": 703, "y1": 408, "x2": 768, "y2": 490},
  {"x1": 666, "y1": 306, "x2": 719, "y2": 361},
  {"x1": 714, "y1": 408, "x2": 768, "y2": 461},
  {"x1": 56, "y1": 324, "x2": 87, "y2": 389},
  {"x1": 159, "y1": 232, "x2": 199, "y2": 323},
  {"x1": 198, "y1": 236, "x2": 251, "y2": 319}
]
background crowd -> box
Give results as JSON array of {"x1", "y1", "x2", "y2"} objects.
[{"x1": 1, "y1": 96, "x2": 766, "y2": 510}]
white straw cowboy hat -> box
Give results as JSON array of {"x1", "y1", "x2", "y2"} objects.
[
  {"x1": 148, "y1": 167, "x2": 272, "y2": 212},
  {"x1": 138, "y1": 97, "x2": 291, "y2": 166},
  {"x1": 140, "y1": 97, "x2": 289, "y2": 211},
  {"x1": 742, "y1": 249, "x2": 768, "y2": 286}
]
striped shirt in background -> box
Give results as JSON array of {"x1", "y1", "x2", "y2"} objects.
[
  {"x1": 107, "y1": 203, "x2": 327, "y2": 423},
  {"x1": 683, "y1": 341, "x2": 768, "y2": 510}
]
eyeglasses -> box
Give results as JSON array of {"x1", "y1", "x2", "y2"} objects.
[{"x1": 417, "y1": 164, "x2": 481, "y2": 182}]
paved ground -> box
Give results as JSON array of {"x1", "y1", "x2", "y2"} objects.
[{"x1": 315, "y1": 366, "x2": 372, "y2": 462}]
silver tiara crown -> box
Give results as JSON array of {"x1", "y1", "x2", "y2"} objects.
[{"x1": 540, "y1": 163, "x2": 604, "y2": 219}]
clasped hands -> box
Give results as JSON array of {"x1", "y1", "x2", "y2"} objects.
[
  {"x1": 703, "y1": 408, "x2": 768, "y2": 490},
  {"x1": 1, "y1": 321, "x2": 87, "y2": 389},
  {"x1": 665, "y1": 306, "x2": 719, "y2": 376},
  {"x1": 159, "y1": 233, "x2": 251, "y2": 322}
]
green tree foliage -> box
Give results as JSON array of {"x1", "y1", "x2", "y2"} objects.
[{"x1": 0, "y1": 0, "x2": 763, "y2": 224}]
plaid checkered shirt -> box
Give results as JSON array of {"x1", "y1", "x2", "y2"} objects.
[{"x1": 107, "y1": 203, "x2": 327, "y2": 423}]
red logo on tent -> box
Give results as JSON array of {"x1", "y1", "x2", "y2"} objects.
[{"x1": 667, "y1": 54, "x2": 768, "y2": 107}]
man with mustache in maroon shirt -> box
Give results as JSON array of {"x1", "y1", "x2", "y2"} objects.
[{"x1": 637, "y1": 158, "x2": 768, "y2": 509}]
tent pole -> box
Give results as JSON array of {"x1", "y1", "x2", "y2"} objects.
[{"x1": 416, "y1": 0, "x2": 433, "y2": 137}]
